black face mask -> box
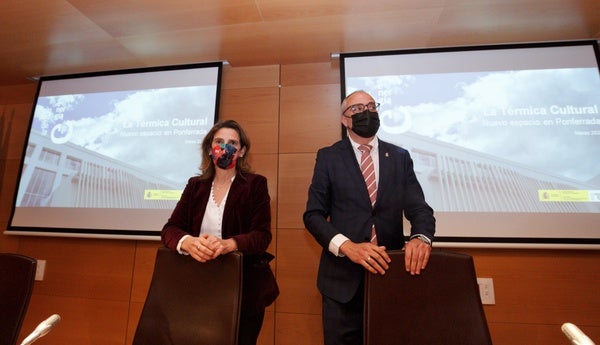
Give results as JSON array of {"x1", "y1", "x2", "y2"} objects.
[{"x1": 350, "y1": 110, "x2": 380, "y2": 138}]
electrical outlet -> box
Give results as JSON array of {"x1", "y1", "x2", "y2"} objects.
[
  {"x1": 35, "y1": 259, "x2": 46, "y2": 281},
  {"x1": 477, "y1": 277, "x2": 495, "y2": 305}
]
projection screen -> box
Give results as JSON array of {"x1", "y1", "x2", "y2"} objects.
[
  {"x1": 7, "y1": 62, "x2": 222, "y2": 239},
  {"x1": 340, "y1": 40, "x2": 600, "y2": 248}
]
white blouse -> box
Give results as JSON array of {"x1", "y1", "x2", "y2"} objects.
[
  {"x1": 199, "y1": 180, "x2": 232, "y2": 239},
  {"x1": 176, "y1": 176, "x2": 234, "y2": 254}
]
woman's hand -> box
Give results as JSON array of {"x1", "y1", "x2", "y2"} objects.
[
  {"x1": 218, "y1": 238, "x2": 238, "y2": 255},
  {"x1": 182, "y1": 234, "x2": 224, "y2": 262}
]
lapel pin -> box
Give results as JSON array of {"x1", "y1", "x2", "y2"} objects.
[{"x1": 385, "y1": 152, "x2": 389, "y2": 157}]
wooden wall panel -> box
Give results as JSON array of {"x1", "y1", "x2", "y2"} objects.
[
  {"x1": 459, "y1": 248, "x2": 600, "y2": 324},
  {"x1": 279, "y1": 62, "x2": 341, "y2": 154},
  {"x1": 1, "y1": 103, "x2": 34, "y2": 235},
  {"x1": 1, "y1": 92, "x2": 36, "y2": 252},
  {"x1": 2, "y1": 103, "x2": 32, "y2": 159},
  {"x1": 275, "y1": 312, "x2": 323, "y2": 345},
  {"x1": 0, "y1": 159, "x2": 22, "y2": 212},
  {"x1": 258, "y1": 310, "x2": 275, "y2": 345},
  {"x1": 220, "y1": 87, "x2": 279, "y2": 154},
  {"x1": 20, "y1": 294, "x2": 130, "y2": 345},
  {"x1": 0, "y1": 83, "x2": 37, "y2": 104},
  {"x1": 276, "y1": 153, "x2": 315, "y2": 229},
  {"x1": 275, "y1": 228, "x2": 321, "y2": 314},
  {"x1": 221, "y1": 65, "x2": 280, "y2": 90},
  {"x1": 447, "y1": 247, "x2": 600, "y2": 344},
  {"x1": 280, "y1": 61, "x2": 339, "y2": 86},
  {"x1": 130, "y1": 240, "x2": 163, "y2": 303},
  {"x1": 19, "y1": 237, "x2": 135, "y2": 300},
  {"x1": 279, "y1": 84, "x2": 340, "y2": 154},
  {"x1": 491, "y1": 323, "x2": 567, "y2": 345},
  {"x1": 126, "y1": 301, "x2": 144, "y2": 345},
  {"x1": 247, "y1": 153, "x2": 279, "y2": 257}
]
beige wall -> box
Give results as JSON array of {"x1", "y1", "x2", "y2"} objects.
[{"x1": 1, "y1": 62, "x2": 599, "y2": 345}]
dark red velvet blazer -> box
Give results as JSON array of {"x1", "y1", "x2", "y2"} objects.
[{"x1": 161, "y1": 172, "x2": 279, "y2": 315}]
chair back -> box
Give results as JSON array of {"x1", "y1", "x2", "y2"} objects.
[
  {"x1": 0, "y1": 253, "x2": 37, "y2": 345},
  {"x1": 133, "y1": 247, "x2": 243, "y2": 345},
  {"x1": 364, "y1": 249, "x2": 492, "y2": 345}
]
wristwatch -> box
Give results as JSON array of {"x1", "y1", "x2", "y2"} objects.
[{"x1": 409, "y1": 234, "x2": 432, "y2": 246}]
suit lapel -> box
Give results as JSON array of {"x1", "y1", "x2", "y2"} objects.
[{"x1": 376, "y1": 140, "x2": 392, "y2": 205}]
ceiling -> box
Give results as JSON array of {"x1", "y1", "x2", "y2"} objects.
[{"x1": 1, "y1": 0, "x2": 598, "y2": 86}]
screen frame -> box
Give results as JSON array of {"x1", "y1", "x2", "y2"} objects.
[
  {"x1": 6, "y1": 61, "x2": 223, "y2": 240},
  {"x1": 340, "y1": 40, "x2": 600, "y2": 249}
]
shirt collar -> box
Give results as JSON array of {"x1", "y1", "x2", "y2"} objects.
[{"x1": 348, "y1": 135, "x2": 378, "y2": 152}]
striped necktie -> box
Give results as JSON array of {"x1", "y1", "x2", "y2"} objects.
[{"x1": 359, "y1": 144, "x2": 377, "y2": 244}]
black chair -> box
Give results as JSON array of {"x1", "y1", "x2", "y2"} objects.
[
  {"x1": 0, "y1": 253, "x2": 37, "y2": 345},
  {"x1": 133, "y1": 247, "x2": 243, "y2": 345},
  {"x1": 364, "y1": 250, "x2": 493, "y2": 345}
]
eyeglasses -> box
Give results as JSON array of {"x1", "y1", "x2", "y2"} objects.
[{"x1": 343, "y1": 102, "x2": 380, "y2": 115}]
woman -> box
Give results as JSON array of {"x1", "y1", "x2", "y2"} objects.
[{"x1": 161, "y1": 119, "x2": 279, "y2": 345}]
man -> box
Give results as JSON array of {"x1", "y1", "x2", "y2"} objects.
[{"x1": 303, "y1": 90, "x2": 436, "y2": 345}]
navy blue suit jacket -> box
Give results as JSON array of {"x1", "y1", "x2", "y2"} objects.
[{"x1": 303, "y1": 137, "x2": 435, "y2": 303}]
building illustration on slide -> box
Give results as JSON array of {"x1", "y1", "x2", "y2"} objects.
[
  {"x1": 15, "y1": 131, "x2": 180, "y2": 209},
  {"x1": 390, "y1": 131, "x2": 599, "y2": 213}
]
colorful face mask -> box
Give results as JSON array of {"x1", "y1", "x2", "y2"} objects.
[{"x1": 211, "y1": 143, "x2": 238, "y2": 169}]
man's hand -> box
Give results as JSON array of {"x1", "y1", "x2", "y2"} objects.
[
  {"x1": 403, "y1": 237, "x2": 431, "y2": 275},
  {"x1": 340, "y1": 241, "x2": 391, "y2": 274}
]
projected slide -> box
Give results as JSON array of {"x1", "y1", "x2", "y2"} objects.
[
  {"x1": 343, "y1": 44, "x2": 600, "y2": 215},
  {"x1": 8, "y1": 63, "x2": 221, "y2": 235},
  {"x1": 342, "y1": 41, "x2": 600, "y2": 246},
  {"x1": 347, "y1": 68, "x2": 600, "y2": 213},
  {"x1": 31, "y1": 86, "x2": 214, "y2": 195}
]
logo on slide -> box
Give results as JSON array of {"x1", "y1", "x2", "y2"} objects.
[
  {"x1": 380, "y1": 108, "x2": 412, "y2": 134},
  {"x1": 50, "y1": 123, "x2": 73, "y2": 144}
]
